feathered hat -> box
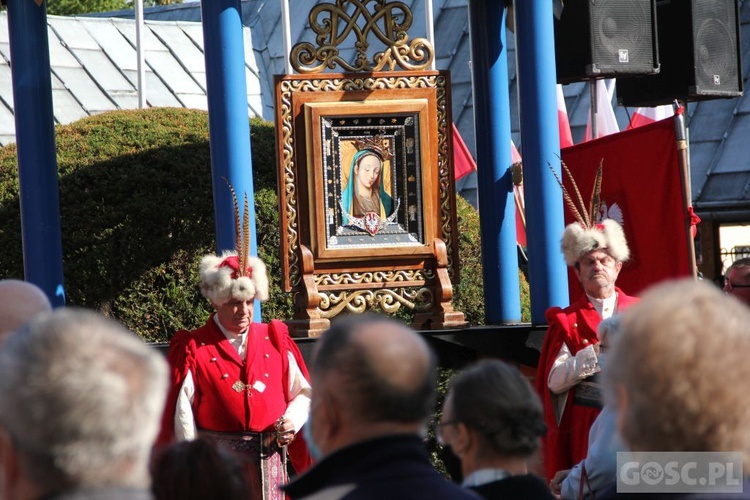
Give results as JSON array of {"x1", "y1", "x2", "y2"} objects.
[
  {"x1": 552, "y1": 160, "x2": 630, "y2": 266},
  {"x1": 199, "y1": 182, "x2": 269, "y2": 306}
]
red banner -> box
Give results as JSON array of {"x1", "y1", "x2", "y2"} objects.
[
  {"x1": 452, "y1": 123, "x2": 476, "y2": 180},
  {"x1": 561, "y1": 116, "x2": 692, "y2": 299}
]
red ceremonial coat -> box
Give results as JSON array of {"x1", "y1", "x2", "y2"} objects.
[
  {"x1": 158, "y1": 317, "x2": 312, "y2": 473},
  {"x1": 536, "y1": 287, "x2": 638, "y2": 480}
]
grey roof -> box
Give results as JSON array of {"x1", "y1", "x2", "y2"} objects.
[
  {"x1": 0, "y1": 12, "x2": 264, "y2": 146},
  {"x1": 2, "y1": 0, "x2": 750, "y2": 215},
  {"x1": 687, "y1": 0, "x2": 750, "y2": 213}
]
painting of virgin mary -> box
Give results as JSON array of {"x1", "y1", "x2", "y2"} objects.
[{"x1": 340, "y1": 147, "x2": 394, "y2": 226}]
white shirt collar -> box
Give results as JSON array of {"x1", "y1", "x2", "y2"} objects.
[
  {"x1": 462, "y1": 469, "x2": 512, "y2": 488},
  {"x1": 587, "y1": 292, "x2": 618, "y2": 319},
  {"x1": 212, "y1": 315, "x2": 247, "y2": 359}
]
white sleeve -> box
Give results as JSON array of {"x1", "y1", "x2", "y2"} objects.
[
  {"x1": 548, "y1": 343, "x2": 599, "y2": 395},
  {"x1": 282, "y1": 352, "x2": 312, "y2": 432},
  {"x1": 174, "y1": 370, "x2": 197, "y2": 441}
]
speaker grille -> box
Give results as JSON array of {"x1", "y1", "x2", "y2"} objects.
[
  {"x1": 591, "y1": 0, "x2": 657, "y2": 74},
  {"x1": 617, "y1": 0, "x2": 742, "y2": 106},
  {"x1": 555, "y1": 0, "x2": 659, "y2": 83},
  {"x1": 692, "y1": 0, "x2": 740, "y2": 94}
]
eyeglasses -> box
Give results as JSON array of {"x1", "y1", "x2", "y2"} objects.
[{"x1": 435, "y1": 420, "x2": 459, "y2": 446}]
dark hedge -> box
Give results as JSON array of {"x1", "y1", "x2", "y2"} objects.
[{"x1": 0, "y1": 108, "x2": 529, "y2": 342}]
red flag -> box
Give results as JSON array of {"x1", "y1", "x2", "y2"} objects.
[
  {"x1": 511, "y1": 140, "x2": 526, "y2": 247},
  {"x1": 452, "y1": 123, "x2": 476, "y2": 180},
  {"x1": 584, "y1": 79, "x2": 619, "y2": 142},
  {"x1": 561, "y1": 116, "x2": 692, "y2": 299},
  {"x1": 627, "y1": 104, "x2": 674, "y2": 130},
  {"x1": 510, "y1": 139, "x2": 522, "y2": 164},
  {"x1": 557, "y1": 84, "x2": 574, "y2": 149},
  {"x1": 516, "y1": 86, "x2": 571, "y2": 247}
]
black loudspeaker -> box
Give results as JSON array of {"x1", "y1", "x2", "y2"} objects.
[
  {"x1": 618, "y1": 0, "x2": 743, "y2": 107},
  {"x1": 554, "y1": 0, "x2": 660, "y2": 84}
]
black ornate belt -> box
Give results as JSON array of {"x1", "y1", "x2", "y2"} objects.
[
  {"x1": 198, "y1": 428, "x2": 279, "y2": 457},
  {"x1": 572, "y1": 373, "x2": 604, "y2": 409}
]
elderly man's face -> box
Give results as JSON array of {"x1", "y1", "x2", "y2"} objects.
[
  {"x1": 724, "y1": 266, "x2": 750, "y2": 307},
  {"x1": 214, "y1": 298, "x2": 253, "y2": 335},
  {"x1": 575, "y1": 249, "x2": 622, "y2": 299}
]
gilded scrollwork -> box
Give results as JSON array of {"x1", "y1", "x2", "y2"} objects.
[
  {"x1": 434, "y1": 77, "x2": 456, "y2": 281},
  {"x1": 318, "y1": 287, "x2": 434, "y2": 318},
  {"x1": 277, "y1": 82, "x2": 301, "y2": 287},
  {"x1": 290, "y1": 0, "x2": 434, "y2": 73},
  {"x1": 314, "y1": 269, "x2": 435, "y2": 287}
]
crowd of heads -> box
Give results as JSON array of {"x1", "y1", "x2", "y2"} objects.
[{"x1": 2, "y1": 266, "x2": 750, "y2": 498}]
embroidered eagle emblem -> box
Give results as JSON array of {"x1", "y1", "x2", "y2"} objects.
[{"x1": 597, "y1": 201, "x2": 624, "y2": 228}]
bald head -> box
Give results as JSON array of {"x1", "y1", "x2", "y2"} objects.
[
  {"x1": 0, "y1": 280, "x2": 52, "y2": 340},
  {"x1": 312, "y1": 314, "x2": 437, "y2": 425},
  {"x1": 352, "y1": 321, "x2": 433, "y2": 394},
  {"x1": 724, "y1": 258, "x2": 750, "y2": 307}
]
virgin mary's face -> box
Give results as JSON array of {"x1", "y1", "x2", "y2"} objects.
[{"x1": 355, "y1": 154, "x2": 382, "y2": 190}]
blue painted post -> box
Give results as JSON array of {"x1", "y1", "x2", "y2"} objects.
[
  {"x1": 513, "y1": 1, "x2": 569, "y2": 322},
  {"x1": 468, "y1": 0, "x2": 521, "y2": 323},
  {"x1": 200, "y1": 0, "x2": 261, "y2": 318},
  {"x1": 6, "y1": 0, "x2": 66, "y2": 307}
]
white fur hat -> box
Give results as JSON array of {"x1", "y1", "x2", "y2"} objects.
[
  {"x1": 199, "y1": 251, "x2": 269, "y2": 306},
  {"x1": 553, "y1": 161, "x2": 630, "y2": 266},
  {"x1": 561, "y1": 219, "x2": 630, "y2": 266}
]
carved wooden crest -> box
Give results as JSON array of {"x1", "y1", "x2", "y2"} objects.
[{"x1": 290, "y1": 0, "x2": 434, "y2": 73}]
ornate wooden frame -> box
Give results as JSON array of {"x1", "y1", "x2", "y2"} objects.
[{"x1": 273, "y1": 0, "x2": 466, "y2": 336}]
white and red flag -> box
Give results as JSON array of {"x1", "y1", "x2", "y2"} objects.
[
  {"x1": 514, "y1": 86, "x2": 575, "y2": 247},
  {"x1": 627, "y1": 104, "x2": 674, "y2": 130},
  {"x1": 583, "y1": 79, "x2": 619, "y2": 142},
  {"x1": 557, "y1": 84, "x2": 574, "y2": 148},
  {"x1": 510, "y1": 140, "x2": 526, "y2": 247}
]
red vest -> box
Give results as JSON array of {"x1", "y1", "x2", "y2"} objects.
[
  {"x1": 188, "y1": 321, "x2": 287, "y2": 432},
  {"x1": 158, "y1": 317, "x2": 313, "y2": 473}
]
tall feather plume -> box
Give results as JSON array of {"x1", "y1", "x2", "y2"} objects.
[
  {"x1": 223, "y1": 178, "x2": 243, "y2": 258},
  {"x1": 241, "y1": 194, "x2": 250, "y2": 277},
  {"x1": 561, "y1": 160, "x2": 591, "y2": 227},
  {"x1": 548, "y1": 163, "x2": 586, "y2": 226},
  {"x1": 589, "y1": 160, "x2": 604, "y2": 223}
]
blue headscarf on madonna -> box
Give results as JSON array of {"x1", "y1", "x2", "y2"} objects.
[{"x1": 340, "y1": 149, "x2": 394, "y2": 225}]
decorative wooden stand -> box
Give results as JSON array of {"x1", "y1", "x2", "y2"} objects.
[
  {"x1": 274, "y1": 0, "x2": 467, "y2": 337},
  {"x1": 412, "y1": 239, "x2": 469, "y2": 330}
]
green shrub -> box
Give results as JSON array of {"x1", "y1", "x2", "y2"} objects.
[{"x1": 0, "y1": 108, "x2": 528, "y2": 341}]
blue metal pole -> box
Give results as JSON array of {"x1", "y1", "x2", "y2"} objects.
[
  {"x1": 6, "y1": 0, "x2": 66, "y2": 307},
  {"x1": 514, "y1": 1, "x2": 568, "y2": 322},
  {"x1": 201, "y1": 0, "x2": 261, "y2": 318},
  {"x1": 468, "y1": 0, "x2": 521, "y2": 323}
]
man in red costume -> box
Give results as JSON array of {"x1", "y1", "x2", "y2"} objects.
[
  {"x1": 537, "y1": 218, "x2": 638, "y2": 481},
  {"x1": 159, "y1": 248, "x2": 312, "y2": 500}
]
